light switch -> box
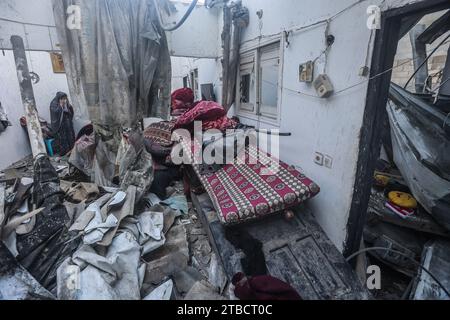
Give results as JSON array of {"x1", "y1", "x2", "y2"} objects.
[{"x1": 324, "y1": 155, "x2": 333, "y2": 168}]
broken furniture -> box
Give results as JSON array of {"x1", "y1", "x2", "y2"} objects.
[
  {"x1": 411, "y1": 239, "x2": 450, "y2": 299},
  {"x1": 388, "y1": 83, "x2": 450, "y2": 231}
]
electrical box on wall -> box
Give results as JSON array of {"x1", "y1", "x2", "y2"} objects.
[
  {"x1": 299, "y1": 61, "x2": 314, "y2": 83},
  {"x1": 313, "y1": 74, "x2": 334, "y2": 98}
]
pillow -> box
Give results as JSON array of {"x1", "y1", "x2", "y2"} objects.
[
  {"x1": 143, "y1": 120, "x2": 175, "y2": 147},
  {"x1": 171, "y1": 88, "x2": 194, "y2": 110},
  {"x1": 202, "y1": 115, "x2": 238, "y2": 131},
  {"x1": 175, "y1": 101, "x2": 226, "y2": 129}
]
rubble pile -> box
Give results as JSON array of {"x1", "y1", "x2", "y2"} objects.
[{"x1": 0, "y1": 154, "x2": 230, "y2": 300}]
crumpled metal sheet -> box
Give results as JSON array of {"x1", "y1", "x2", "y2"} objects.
[
  {"x1": 412, "y1": 240, "x2": 450, "y2": 300},
  {"x1": 52, "y1": 0, "x2": 171, "y2": 127},
  {"x1": 143, "y1": 279, "x2": 173, "y2": 300},
  {"x1": 57, "y1": 231, "x2": 144, "y2": 300},
  {"x1": 57, "y1": 203, "x2": 175, "y2": 299},
  {"x1": 387, "y1": 99, "x2": 450, "y2": 230}
]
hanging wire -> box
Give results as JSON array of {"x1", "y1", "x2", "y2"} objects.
[
  {"x1": 153, "y1": 0, "x2": 198, "y2": 32},
  {"x1": 259, "y1": 56, "x2": 418, "y2": 100}
]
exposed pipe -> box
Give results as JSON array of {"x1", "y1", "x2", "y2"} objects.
[{"x1": 153, "y1": 0, "x2": 198, "y2": 32}]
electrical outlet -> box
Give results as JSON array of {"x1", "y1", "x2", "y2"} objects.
[
  {"x1": 324, "y1": 155, "x2": 333, "y2": 168},
  {"x1": 314, "y1": 152, "x2": 324, "y2": 166}
]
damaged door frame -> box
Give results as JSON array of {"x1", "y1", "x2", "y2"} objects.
[{"x1": 343, "y1": 0, "x2": 450, "y2": 259}]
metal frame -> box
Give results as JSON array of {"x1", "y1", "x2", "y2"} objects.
[{"x1": 343, "y1": 0, "x2": 450, "y2": 258}]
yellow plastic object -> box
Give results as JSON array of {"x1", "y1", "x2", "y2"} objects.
[
  {"x1": 388, "y1": 191, "x2": 418, "y2": 209},
  {"x1": 374, "y1": 174, "x2": 390, "y2": 187}
]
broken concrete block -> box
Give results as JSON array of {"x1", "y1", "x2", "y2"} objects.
[
  {"x1": 207, "y1": 253, "x2": 228, "y2": 294},
  {"x1": 184, "y1": 280, "x2": 226, "y2": 300},
  {"x1": 172, "y1": 266, "x2": 205, "y2": 295},
  {"x1": 143, "y1": 225, "x2": 189, "y2": 284},
  {"x1": 143, "y1": 279, "x2": 173, "y2": 300}
]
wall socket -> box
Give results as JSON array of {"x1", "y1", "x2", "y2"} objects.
[
  {"x1": 314, "y1": 152, "x2": 333, "y2": 169},
  {"x1": 314, "y1": 152, "x2": 324, "y2": 166}
]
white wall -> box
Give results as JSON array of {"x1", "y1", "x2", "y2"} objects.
[
  {"x1": 171, "y1": 56, "x2": 220, "y2": 99},
  {"x1": 166, "y1": 1, "x2": 220, "y2": 58},
  {"x1": 168, "y1": 0, "x2": 432, "y2": 250},
  {"x1": 0, "y1": 50, "x2": 71, "y2": 169},
  {"x1": 0, "y1": 0, "x2": 59, "y2": 51},
  {"x1": 203, "y1": 0, "x2": 429, "y2": 250}
]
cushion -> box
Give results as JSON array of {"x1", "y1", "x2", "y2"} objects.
[
  {"x1": 143, "y1": 120, "x2": 175, "y2": 147},
  {"x1": 178, "y1": 135, "x2": 320, "y2": 225},
  {"x1": 175, "y1": 101, "x2": 226, "y2": 129},
  {"x1": 171, "y1": 88, "x2": 194, "y2": 110},
  {"x1": 202, "y1": 115, "x2": 238, "y2": 131}
]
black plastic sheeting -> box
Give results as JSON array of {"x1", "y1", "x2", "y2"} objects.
[
  {"x1": 15, "y1": 156, "x2": 80, "y2": 293},
  {"x1": 387, "y1": 83, "x2": 450, "y2": 231},
  {"x1": 52, "y1": 0, "x2": 172, "y2": 128}
]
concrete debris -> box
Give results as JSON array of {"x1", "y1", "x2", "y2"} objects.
[
  {"x1": 143, "y1": 225, "x2": 189, "y2": 285},
  {"x1": 0, "y1": 151, "x2": 228, "y2": 301},
  {"x1": 207, "y1": 253, "x2": 228, "y2": 294},
  {"x1": 143, "y1": 279, "x2": 173, "y2": 300},
  {"x1": 63, "y1": 182, "x2": 99, "y2": 204},
  {"x1": 161, "y1": 194, "x2": 189, "y2": 216},
  {"x1": 184, "y1": 281, "x2": 226, "y2": 301},
  {"x1": 172, "y1": 267, "x2": 205, "y2": 295}
]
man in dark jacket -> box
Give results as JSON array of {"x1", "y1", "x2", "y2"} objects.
[{"x1": 50, "y1": 92, "x2": 75, "y2": 156}]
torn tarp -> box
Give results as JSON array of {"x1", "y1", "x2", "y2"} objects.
[
  {"x1": 52, "y1": 0, "x2": 171, "y2": 127},
  {"x1": 388, "y1": 84, "x2": 450, "y2": 230},
  {"x1": 13, "y1": 156, "x2": 80, "y2": 293},
  {"x1": 57, "y1": 207, "x2": 174, "y2": 300}
]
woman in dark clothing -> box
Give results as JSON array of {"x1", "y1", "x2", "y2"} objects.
[{"x1": 50, "y1": 92, "x2": 75, "y2": 156}]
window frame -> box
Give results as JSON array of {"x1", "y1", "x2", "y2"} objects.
[
  {"x1": 236, "y1": 39, "x2": 283, "y2": 125},
  {"x1": 238, "y1": 51, "x2": 257, "y2": 113}
]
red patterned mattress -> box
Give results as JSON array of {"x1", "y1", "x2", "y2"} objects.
[{"x1": 179, "y1": 136, "x2": 320, "y2": 225}]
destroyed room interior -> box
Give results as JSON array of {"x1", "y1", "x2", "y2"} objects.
[{"x1": 0, "y1": 0, "x2": 450, "y2": 302}]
